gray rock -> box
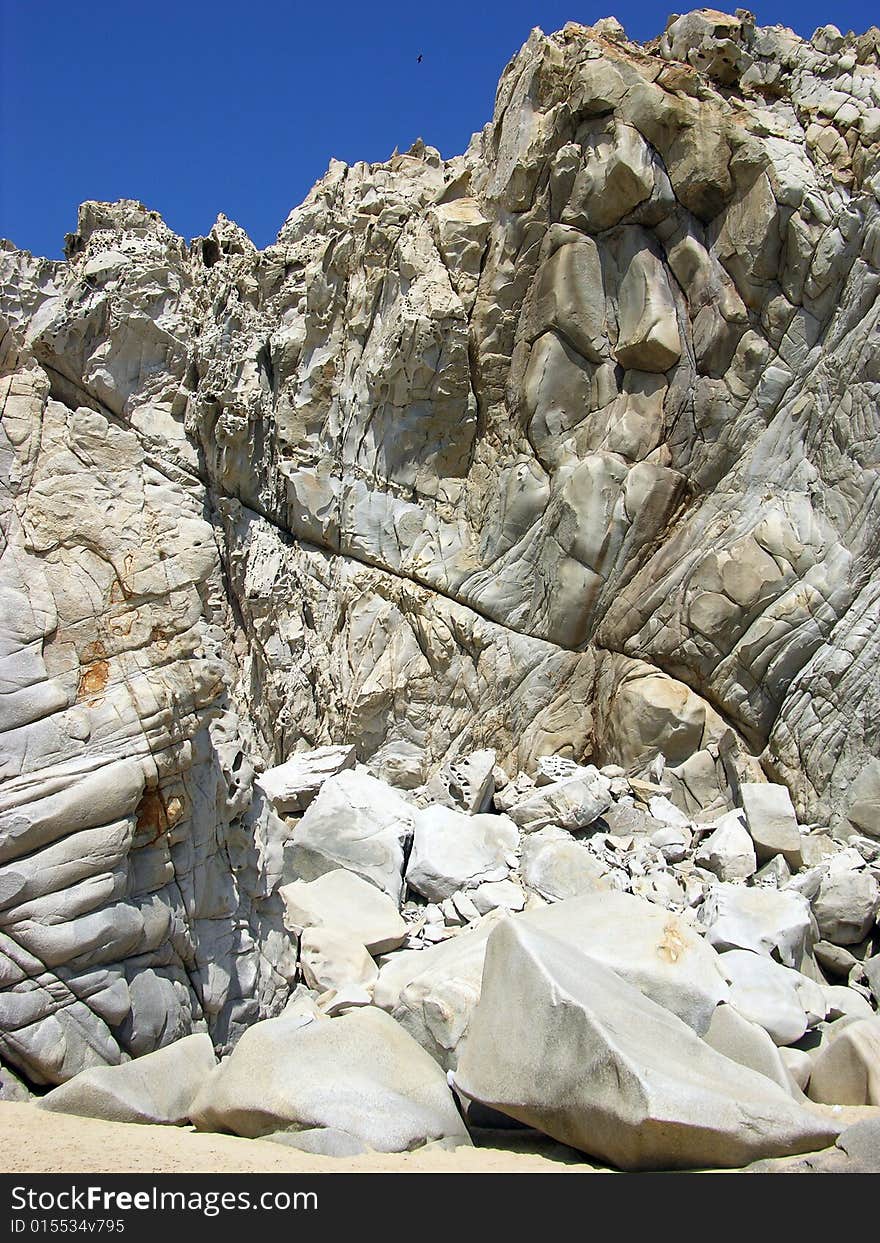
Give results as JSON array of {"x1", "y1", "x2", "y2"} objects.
[
  {"x1": 520, "y1": 829, "x2": 614, "y2": 902},
  {"x1": 719, "y1": 950, "x2": 824, "y2": 1046},
  {"x1": 260, "y1": 1127, "x2": 369, "y2": 1157},
  {"x1": 285, "y1": 769, "x2": 414, "y2": 905},
  {"x1": 280, "y1": 869, "x2": 407, "y2": 955},
  {"x1": 298, "y1": 926, "x2": 378, "y2": 996},
  {"x1": 699, "y1": 883, "x2": 814, "y2": 969},
  {"x1": 694, "y1": 811, "x2": 757, "y2": 882},
  {"x1": 190, "y1": 1008, "x2": 471, "y2": 1151},
  {"x1": 704, "y1": 1001, "x2": 806, "y2": 1098},
  {"x1": 405, "y1": 806, "x2": 517, "y2": 901},
  {"x1": 424, "y1": 750, "x2": 496, "y2": 814},
  {"x1": 37, "y1": 1034, "x2": 217, "y2": 1125},
  {"x1": 524, "y1": 891, "x2": 730, "y2": 1035},
  {"x1": 505, "y1": 773, "x2": 612, "y2": 834},
  {"x1": 812, "y1": 864, "x2": 880, "y2": 945},
  {"x1": 740, "y1": 783, "x2": 804, "y2": 869},
  {"x1": 0, "y1": 1060, "x2": 33, "y2": 1102},
  {"x1": 836, "y1": 1116, "x2": 880, "y2": 1168},
  {"x1": 807, "y1": 1017, "x2": 880, "y2": 1105},
  {"x1": 255, "y1": 745, "x2": 356, "y2": 814},
  {"x1": 454, "y1": 919, "x2": 839, "y2": 1170}
]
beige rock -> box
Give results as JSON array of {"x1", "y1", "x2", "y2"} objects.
[
  {"x1": 808, "y1": 1018, "x2": 880, "y2": 1106},
  {"x1": 280, "y1": 870, "x2": 407, "y2": 955},
  {"x1": 454, "y1": 919, "x2": 839, "y2": 1170}
]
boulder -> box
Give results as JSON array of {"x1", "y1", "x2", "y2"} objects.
[
  {"x1": 423, "y1": 750, "x2": 496, "y2": 814},
  {"x1": 298, "y1": 927, "x2": 378, "y2": 996},
  {"x1": 280, "y1": 869, "x2": 407, "y2": 954},
  {"x1": 375, "y1": 915, "x2": 504, "y2": 1070},
  {"x1": 37, "y1": 1034, "x2": 216, "y2": 1125},
  {"x1": 524, "y1": 890, "x2": 729, "y2": 1034},
  {"x1": 405, "y1": 806, "x2": 517, "y2": 902},
  {"x1": 836, "y1": 1117, "x2": 880, "y2": 1168},
  {"x1": 190, "y1": 1008, "x2": 470, "y2": 1152},
  {"x1": 740, "y1": 783, "x2": 804, "y2": 869},
  {"x1": 255, "y1": 745, "x2": 356, "y2": 814},
  {"x1": 0, "y1": 1060, "x2": 32, "y2": 1102},
  {"x1": 505, "y1": 773, "x2": 612, "y2": 834},
  {"x1": 779, "y1": 1047, "x2": 813, "y2": 1092},
  {"x1": 520, "y1": 828, "x2": 614, "y2": 902},
  {"x1": 470, "y1": 879, "x2": 526, "y2": 915},
  {"x1": 702, "y1": 1003, "x2": 803, "y2": 1095},
  {"x1": 699, "y1": 882, "x2": 814, "y2": 968},
  {"x1": 812, "y1": 863, "x2": 880, "y2": 945},
  {"x1": 261, "y1": 1128, "x2": 369, "y2": 1157},
  {"x1": 284, "y1": 769, "x2": 414, "y2": 905},
  {"x1": 454, "y1": 919, "x2": 839, "y2": 1170},
  {"x1": 720, "y1": 950, "x2": 825, "y2": 1046},
  {"x1": 807, "y1": 1017, "x2": 880, "y2": 1105},
  {"x1": 694, "y1": 811, "x2": 757, "y2": 881}
]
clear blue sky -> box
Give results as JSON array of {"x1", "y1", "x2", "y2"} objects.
[{"x1": 1, "y1": 1, "x2": 873, "y2": 258}]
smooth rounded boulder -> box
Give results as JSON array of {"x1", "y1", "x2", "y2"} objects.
[
  {"x1": 37, "y1": 1033, "x2": 217, "y2": 1125},
  {"x1": 454, "y1": 919, "x2": 840, "y2": 1171},
  {"x1": 189, "y1": 1007, "x2": 471, "y2": 1152},
  {"x1": 807, "y1": 1016, "x2": 880, "y2": 1105}
]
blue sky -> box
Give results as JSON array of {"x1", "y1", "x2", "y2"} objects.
[{"x1": 1, "y1": 1, "x2": 873, "y2": 258}]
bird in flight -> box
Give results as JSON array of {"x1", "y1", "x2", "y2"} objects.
[{"x1": 417, "y1": 53, "x2": 423, "y2": 63}]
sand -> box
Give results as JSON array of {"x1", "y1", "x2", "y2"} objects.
[{"x1": 2, "y1": 1100, "x2": 877, "y2": 1175}]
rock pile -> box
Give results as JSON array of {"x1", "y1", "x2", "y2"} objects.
[{"x1": 27, "y1": 740, "x2": 880, "y2": 1170}]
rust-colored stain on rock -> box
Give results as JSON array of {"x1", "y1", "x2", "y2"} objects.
[
  {"x1": 77, "y1": 659, "x2": 109, "y2": 698},
  {"x1": 657, "y1": 921, "x2": 687, "y2": 964}
]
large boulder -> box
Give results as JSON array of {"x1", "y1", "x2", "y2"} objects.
[
  {"x1": 37, "y1": 1034, "x2": 217, "y2": 1125},
  {"x1": 523, "y1": 890, "x2": 729, "y2": 1034},
  {"x1": 807, "y1": 1017, "x2": 880, "y2": 1105},
  {"x1": 740, "y1": 783, "x2": 803, "y2": 869},
  {"x1": 454, "y1": 920, "x2": 839, "y2": 1170},
  {"x1": 375, "y1": 891, "x2": 729, "y2": 1071},
  {"x1": 255, "y1": 745, "x2": 356, "y2": 814},
  {"x1": 283, "y1": 769, "x2": 414, "y2": 905},
  {"x1": 811, "y1": 861, "x2": 880, "y2": 945},
  {"x1": 189, "y1": 1007, "x2": 470, "y2": 1152},
  {"x1": 719, "y1": 949, "x2": 826, "y2": 1046},
  {"x1": 280, "y1": 869, "x2": 407, "y2": 954},
  {"x1": 405, "y1": 806, "x2": 517, "y2": 901},
  {"x1": 699, "y1": 882, "x2": 815, "y2": 968}
]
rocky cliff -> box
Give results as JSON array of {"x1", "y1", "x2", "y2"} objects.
[{"x1": 1, "y1": 9, "x2": 879, "y2": 1089}]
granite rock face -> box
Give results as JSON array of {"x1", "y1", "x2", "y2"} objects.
[{"x1": 1, "y1": 10, "x2": 880, "y2": 1087}]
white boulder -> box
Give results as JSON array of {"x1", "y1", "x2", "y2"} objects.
[
  {"x1": 189, "y1": 1007, "x2": 471, "y2": 1151},
  {"x1": 405, "y1": 806, "x2": 517, "y2": 902},
  {"x1": 280, "y1": 869, "x2": 407, "y2": 954},
  {"x1": 284, "y1": 769, "x2": 414, "y2": 905},
  {"x1": 454, "y1": 920, "x2": 839, "y2": 1170}
]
